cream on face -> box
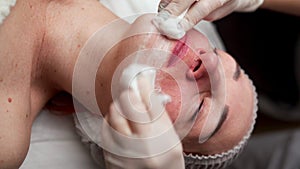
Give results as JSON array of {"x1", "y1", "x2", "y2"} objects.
[
  {"x1": 156, "y1": 29, "x2": 221, "y2": 135},
  {"x1": 121, "y1": 16, "x2": 227, "y2": 146},
  {"x1": 68, "y1": 13, "x2": 256, "y2": 161},
  {"x1": 140, "y1": 28, "x2": 254, "y2": 154},
  {"x1": 83, "y1": 13, "x2": 255, "y2": 155}
]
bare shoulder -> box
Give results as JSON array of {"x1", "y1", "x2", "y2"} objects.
[
  {"x1": 0, "y1": 0, "x2": 121, "y2": 167},
  {"x1": 0, "y1": 0, "x2": 52, "y2": 168},
  {"x1": 0, "y1": 45, "x2": 32, "y2": 167},
  {"x1": 0, "y1": 19, "x2": 33, "y2": 169},
  {"x1": 0, "y1": 89, "x2": 32, "y2": 168}
]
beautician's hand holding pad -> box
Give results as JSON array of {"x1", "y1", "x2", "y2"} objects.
[
  {"x1": 102, "y1": 65, "x2": 185, "y2": 169},
  {"x1": 153, "y1": 0, "x2": 264, "y2": 39}
]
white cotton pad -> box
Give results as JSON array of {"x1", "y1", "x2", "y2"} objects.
[
  {"x1": 119, "y1": 64, "x2": 171, "y2": 105},
  {"x1": 152, "y1": 11, "x2": 186, "y2": 40},
  {"x1": 120, "y1": 64, "x2": 155, "y2": 101},
  {"x1": 0, "y1": 0, "x2": 17, "y2": 25},
  {"x1": 152, "y1": 16, "x2": 185, "y2": 40}
]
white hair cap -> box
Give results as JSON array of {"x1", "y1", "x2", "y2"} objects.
[{"x1": 183, "y1": 72, "x2": 258, "y2": 169}]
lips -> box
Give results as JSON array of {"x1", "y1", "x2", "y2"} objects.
[
  {"x1": 166, "y1": 32, "x2": 219, "y2": 130},
  {"x1": 186, "y1": 48, "x2": 219, "y2": 81},
  {"x1": 168, "y1": 34, "x2": 219, "y2": 82},
  {"x1": 167, "y1": 36, "x2": 188, "y2": 67}
]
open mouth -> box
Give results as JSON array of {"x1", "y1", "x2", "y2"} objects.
[{"x1": 193, "y1": 59, "x2": 202, "y2": 72}]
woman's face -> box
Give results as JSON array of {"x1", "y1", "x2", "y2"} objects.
[
  {"x1": 154, "y1": 30, "x2": 255, "y2": 154},
  {"x1": 108, "y1": 14, "x2": 256, "y2": 155}
]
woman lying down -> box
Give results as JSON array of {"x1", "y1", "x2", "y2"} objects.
[{"x1": 0, "y1": 0, "x2": 257, "y2": 168}]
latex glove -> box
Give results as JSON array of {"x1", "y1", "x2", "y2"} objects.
[
  {"x1": 102, "y1": 69, "x2": 185, "y2": 169},
  {"x1": 153, "y1": 0, "x2": 264, "y2": 39}
]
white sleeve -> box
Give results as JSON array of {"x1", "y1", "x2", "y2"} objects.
[
  {"x1": 20, "y1": 110, "x2": 99, "y2": 169},
  {"x1": 98, "y1": 0, "x2": 225, "y2": 50}
]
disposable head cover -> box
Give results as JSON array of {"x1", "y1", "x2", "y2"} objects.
[{"x1": 184, "y1": 71, "x2": 258, "y2": 169}]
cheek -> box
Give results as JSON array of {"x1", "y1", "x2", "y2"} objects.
[
  {"x1": 165, "y1": 99, "x2": 180, "y2": 122},
  {"x1": 156, "y1": 73, "x2": 181, "y2": 122}
]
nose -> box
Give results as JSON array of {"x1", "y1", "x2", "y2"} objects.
[
  {"x1": 186, "y1": 49, "x2": 219, "y2": 80},
  {"x1": 186, "y1": 58, "x2": 205, "y2": 80}
]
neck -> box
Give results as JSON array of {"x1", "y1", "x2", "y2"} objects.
[
  {"x1": 0, "y1": 0, "x2": 55, "y2": 119},
  {"x1": 39, "y1": 0, "x2": 132, "y2": 115}
]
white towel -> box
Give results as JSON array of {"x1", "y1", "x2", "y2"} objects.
[{"x1": 100, "y1": 0, "x2": 160, "y2": 23}]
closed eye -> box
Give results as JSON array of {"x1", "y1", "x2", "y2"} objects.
[
  {"x1": 233, "y1": 63, "x2": 241, "y2": 81},
  {"x1": 190, "y1": 100, "x2": 204, "y2": 121}
]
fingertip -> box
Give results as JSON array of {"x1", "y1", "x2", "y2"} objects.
[
  {"x1": 108, "y1": 102, "x2": 132, "y2": 136},
  {"x1": 158, "y1": 1, "x2": 169, "y2": 12},
  {"x1": 179, "y1": 17, "x2": 195, "y2": 32},
  {"x1": 163, "y1": 0, "x2": 195, "y2": 17},
  {"x1": 108, "y1": 102, "x2": 119, "y2": 119}
]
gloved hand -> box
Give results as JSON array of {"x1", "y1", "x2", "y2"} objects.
[
  {"x1": 153, "y1": 0, "x2": 264, "y2": 39},
  {"x1": 102, "y1": 69, "x2": 185, "y2": 169}
]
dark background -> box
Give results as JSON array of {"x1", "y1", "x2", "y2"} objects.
[{"x1": 214, "y1": 10, "x2": 300, "y2": 133}]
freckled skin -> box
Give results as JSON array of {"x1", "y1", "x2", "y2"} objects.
[
  {"x1": 0, "y1": 0, "x2": 49, "y2": 167},
  {"x1": 0, "y1": 0, "x2": 118, "y2": 168}
]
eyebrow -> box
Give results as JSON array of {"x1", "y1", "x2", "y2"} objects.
[
  {"x1": 213, "y1": 48, "x2": 242, "y2": 81},
  {"x1": 233, "y1": 62, "x2": 241, "y2": 81},
  {"x1": 207, "y1": 105, "x2": 229, "y2": 139}
]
